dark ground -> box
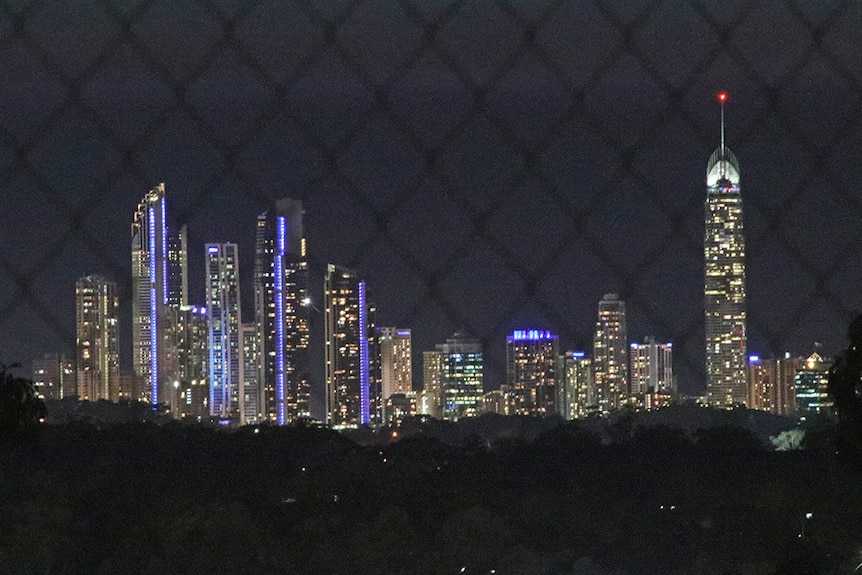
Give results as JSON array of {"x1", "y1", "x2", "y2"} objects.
[{"x1": 0, "y1": 409, "x2": 857, "y2": 575}]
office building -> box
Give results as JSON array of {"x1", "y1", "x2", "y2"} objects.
[
  {"x1": 206, "y1": 243, "x2": 242, "y2": 420},
  {"x1": 324, "y1": 264, "x2": 370, "y2": 427},
  {"x1": 705, "y1": 94, "x2": 747, "y2": 406},
  {"x1": 506, "y1": 329, "x2": 559, "y2": 416},
  {"x1": 424, "y1": 333, "x2": 483, "y2": 421},
  {"x1": 254, "y1": 199, "x2": 310, "y2": 425},
  {"x1": 594, "y1": 293, "x2": 628, "y2": 411},
  {"x1": 560, "y1": 351, "x2": 592, "y2": 419},
  {"x1": 75, "y1": 275, "x2": 120, "y2": 401},
  {"x1": 795, "y1": 352, "x2": 833, "y2": 417}
]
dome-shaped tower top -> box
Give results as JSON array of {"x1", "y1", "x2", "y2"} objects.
[
  {"x1": 706, "y1": 93, "x2": 740, "y2": 187},
  {"x1": 707, "y1": 146, "x2": 740, "y2": 187}
]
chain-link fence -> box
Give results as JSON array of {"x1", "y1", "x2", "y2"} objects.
[{"x1": 1, "y1": 0, "x2": 861, "y2": 410}]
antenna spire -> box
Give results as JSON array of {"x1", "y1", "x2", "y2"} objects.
[{"x1": 718, "y1": 92, "x2": 727, "y2": 177}]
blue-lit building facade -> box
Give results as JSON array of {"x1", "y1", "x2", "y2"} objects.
[
  {"x1": 254, "y1": 199, "x2": 310, "y2": 425},
  {"x1": 206, "y1": 243, "x2": 242, "y2": 420},
  {"x1": 324, "y1": 264, "x2": 370, "y2": 428},
  {"x1": 131, "y1": 183, "x2": 170, "y2": 406},
  {"x1": 507, "y1": 330, "x2": 559, "y2": 417}
]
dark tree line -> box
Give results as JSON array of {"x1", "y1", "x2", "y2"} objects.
[{"x1": 828, "y1": 314, "x2": 862, "y2": 464}]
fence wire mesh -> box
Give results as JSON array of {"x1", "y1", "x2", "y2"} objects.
[{"x1": 1, "y1": 0, "x2": 861, "y2": 404}]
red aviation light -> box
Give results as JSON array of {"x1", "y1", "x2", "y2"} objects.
[{"x1": 718, "y1": 92, "x2": 728, "y2": 102}]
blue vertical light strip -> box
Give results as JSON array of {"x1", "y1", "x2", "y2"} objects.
[
  {"x1": 160, "y1": 197, "x2": 168, "y2": 305},
  {"x1": 148, "y1": 206, "x2": 158, "y2": 405},
  {"x1": 359, "y1": 280, "x2": 369, "y2": 425},
  {"x1": 274, "y1": 216, "x2": 286, "y2": 425}
]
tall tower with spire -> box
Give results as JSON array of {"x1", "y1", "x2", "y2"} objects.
[{"x1": 704, "y1": 93, "x2": 747, "y2": 406}]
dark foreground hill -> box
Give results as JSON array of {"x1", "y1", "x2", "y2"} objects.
[{"x1": 0, "y1": 415, "x2": 855, "y2": 575}]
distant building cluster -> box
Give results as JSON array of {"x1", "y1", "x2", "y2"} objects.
[{"x1": 30, "y1": 99, "x2": 835, "y2": 425}]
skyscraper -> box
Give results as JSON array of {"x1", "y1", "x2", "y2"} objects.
[
  {"x1": 747, "y1": 354, "x2": 801, "y2": 416},
  {"x1": 506, "y1": 329, "x2": 559, "y2": 417},
  {"x1": 174, "y1": 305, "x2": 209, "y2": 419},
  {"x1": 379, "y1": 327, "x2": 413, "y2": 400},
  {"x1": 254, "y1": 199, "x2": 310, "y2": 425},
  {"x1": 423, "y1": 333, "x2": 483, "y2": 421},
  {"x1": 795, "y1": 352, "x2": 832, "y2": 417},
  {"x1": 75, "y1": 275, "x2": 120, "y2": 401},
  {"x1": 324, "y1": 264, "x2": 370, "y2": 427},
  {"x1": 629, "y1": 337, "x2": 674, "y2": 399},
  {"x1": 705, "y1": 93, "x2": 747, "y2": 406},
  {"x1": 420, "y1": 350, "x2": 444, "y2": 419},
  {"x1": 559, "y1": 351, "x2": 592, "y2": 420},
  {"x1": 593, "y1": 293, "x2": 628, "y2": 412},
  {"x1": 131, "y1": 183, "x2": 170, "y2": 406},
  {"x1": 240, "y1": 323, "x2": 260, "y2": 425},
  {"x1": 206, "y1": 243, "x2": 242, "y2": 420},
  {"x1": 167, "y1": 224, "x2": 188, "y2": 308}
]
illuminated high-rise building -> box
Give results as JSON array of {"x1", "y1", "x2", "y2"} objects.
[
  {"x1": 559, "y1": 351, "x2": 592, "y2": 420},
  {"x1": 379, "y1": 327, "x2": 412, "y2": 400},
  {"x1": 324, "y1": 264, "x2": 370, "y2": 427},
  {"x1": 254, "y1": 199, "x2": 310, "y2": 425},
  {"x1": 747, "y1": 354, "x2": 799, "y2": 415},
  {"x1": 206, "y1": 243, "x2": 242, "y2": 420},
  {"x1": 593, "y1": 293, "x2": 628, "y2": 411},
  {"x1": 367, "y1": 304, "x2": 382, "y2": 424},
  {"x1": 131, "y1": 183, "x2": 171, "y2": 406},
  {"x1": 167, "y1": 224, "x2": 188, "y2": 308},
  {"x1": 506, "y1": 329, "x2": 559, "y2": 417},
  {"x1": 629, "y1": 337, "x2": 674, "y2": 402},
  {"x1": 32, "y1": 353, "x2": 73, "y2": 401},
  {"x1": 240, "y1": 323, "x2": 260, "y2": 424},
  {"x1": 420, "y1": 350, "x2": 444, "y2": 419},
  {"x1": 75, "y1": 275, "x2": 120, "y2": 401},
  {"x1": 174, "y1": 305, "x2": 208, "y2": 420},
  {"x1": 424, "y1": 333, "x2": 483, "y2": 421},
  {"x1": 795, "y1": 352, "x2": 833, "y2": 417},
  {"x1": 705, "y1": 93, "x2": 747, "y2": 406}
]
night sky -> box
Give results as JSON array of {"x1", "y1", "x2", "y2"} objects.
[{"x1": 1, "y1": 1, "x2": 861, "y2": 416}]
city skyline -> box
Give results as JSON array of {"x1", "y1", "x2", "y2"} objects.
[{"x1": 2, "y1": 3, "x2": 860, "y2": 408}]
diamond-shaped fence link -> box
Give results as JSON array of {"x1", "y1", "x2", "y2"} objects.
[{"x1": 1, "y1": 0, "x2": 860, "y2": 404}]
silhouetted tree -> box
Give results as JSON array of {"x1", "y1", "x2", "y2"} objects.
[
  {"x1": 827, "y1": 314, "x2": 862, "y2": 461},
  {"x1": 0, "y1": 362, "x2": 46, "y2": 444}
]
